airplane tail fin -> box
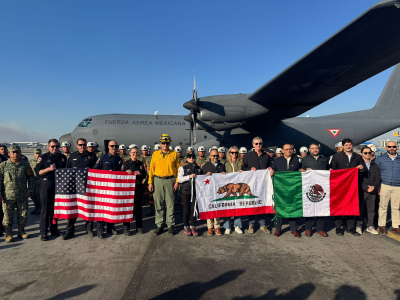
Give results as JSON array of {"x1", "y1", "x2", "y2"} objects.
[{"x1": 373, "y1": 64, "x2": 400, "y2": 111}]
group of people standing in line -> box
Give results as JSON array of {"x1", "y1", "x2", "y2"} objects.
[{"x1": 0, "y1": 133, "x2": 399, "y2": 242}]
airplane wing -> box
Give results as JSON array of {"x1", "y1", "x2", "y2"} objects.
[{"x1": 249, "y1": 1, "x2": 400, "y2": 119}]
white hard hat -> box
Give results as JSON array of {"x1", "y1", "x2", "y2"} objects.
[
  {"x1": 61, "y1": 142, "x2": 71, "y2": 147},
  {"x1": 239, "y1": 147, "x2": 247, "y2": 154},
  {"x1": 141, "y1": 145, "x2": 148, "y2": 151},
  {"x1": 154, "y1": 144, "x2": 161, "y2": 150},
  {"x1": 169, "y1": 146, "x2": 173, "y2": 150},
  {"x1": 251, "y1": 148, "x2": 255, "y2": 152},
  {"x1": 174, "y1": 146, "x2": 182, "y2": 152},
  {"x1": 218, "y1": 147, "x2": 226, "y2": 153},
  {"x1": 276, "y1": 148, "x2": 283, "y2": 154},
  {"x1": 197, "y1": 146, "x2": 206, "y2": 152},
  {"x1": 299, "y1": 146, "x2": 308, "y2": 153},
  {"x1": 87, "y1": 142, "x2": 95, "y2": 147},
  {"x1": 211, "y1": 146, "x2": 218, "y2": 150},
  {"x1": 129, "y1": 144, "x2": 138, "y2": 149},
  {"x1": 187, "y1": 146, "x2": 194, "y2": 152},
  {"x1": 370, "y1": 146, "x2": 377, "y2": 152},
  {"x1": 335, "y1": 142, "x2": 343, "y2": 148},
  {"x1": 293, "y1": 148, "x2": 297, "y2": 154},
  {"x1": 119, "y1": 144, "x2": 127, "y2": 150}
]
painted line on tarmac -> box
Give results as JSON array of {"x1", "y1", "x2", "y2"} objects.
[{"x1": 387, "y1": 230, "x2": 400, "y2": 242}]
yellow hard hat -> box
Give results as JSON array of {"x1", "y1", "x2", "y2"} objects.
[{"x1": 160, "y1": 134, "x2": 171, "y2": 143}]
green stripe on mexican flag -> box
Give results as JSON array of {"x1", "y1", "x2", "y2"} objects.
[{"x1": 273, "y1": 168, "x2": 359, "y2": 218}]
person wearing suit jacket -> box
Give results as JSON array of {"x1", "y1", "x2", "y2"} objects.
[{"x1": 330, "y1": 138, "x2": 364, "y2": 236}]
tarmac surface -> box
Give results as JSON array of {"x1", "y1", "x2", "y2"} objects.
[
  {"x1": 0, "y1": 149, "x2": 399, "y2": 299},
  {"x1": 0, "y1": 201, "x2": 400, "y2": 300}
]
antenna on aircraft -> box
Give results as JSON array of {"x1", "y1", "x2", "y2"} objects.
[
  {"x1": 154, "y1": 111, "x2": 158, "y2": 115},
  {"x1": 190, "y1": 72, "x2": 198, "y2": 145}
]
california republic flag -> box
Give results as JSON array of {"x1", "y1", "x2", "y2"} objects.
[{"x1": 196, "y1": 170, "x2": 274, "y2": 220}]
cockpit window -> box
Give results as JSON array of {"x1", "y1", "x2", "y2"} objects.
[{"x1": 77, "y1": 118, "x2": 93, "y2": 127}]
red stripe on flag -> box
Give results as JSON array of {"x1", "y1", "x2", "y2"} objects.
[
  {"x1": 87, "y1": 176, "x2": 136, "y2": 184},
  {"x1": 88, "y1": 169, "x2": 134, "y2": 176},
  {"x1": 330, "y1": 168, "x2": 359, "y2": 216},
  {"x1": 199, "y1": 206, "x2": 274, "y2": 220},
  {"x1": 55, "y1": 199, "x2": 134, "y2": 208},
  {"x1": 86, "y1": 184, "x2": 135, "y2": 192},
  {"x1": 54, "y1": 214, "x2": 133, "y2": 223},
  {"x1": 54, "y1": 206, "x2": 133, "y2": 216},
  {"x1": 86, "y1": 192, "x2": 134, "y2": 200}
]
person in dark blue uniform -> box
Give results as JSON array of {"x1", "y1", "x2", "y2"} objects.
[
  {"x1": 121, "y1": 147, "x2": 146, "y2": 235},
  {"x1": 62, "y1": 138, "x2": 98, "y2": 240},
  {"x1": 35, "y1": 139, "x2": 67, "y2": 241},
  {"x1": 93, "y1": 140, "x2": 123, "y2": 238}
]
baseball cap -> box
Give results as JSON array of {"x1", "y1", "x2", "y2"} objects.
[
  {"x1": 266, "y1": 148, "x2": 275, "y2": 153},
  {"x1": 197, "y1": 146, "x2": 206, "y2": 152},
  {"x1": 34, "y1": 148, "x2": 42, "y2": 154},
  {"x1": 119, "y1": 144, "x2": 127, "y2": 150},
  {"x1": 9, "y1": 145, "x2": 21, "y2": 152},
  {"x1": 239, "y1": 147, "x2": 247, "y2": 154}
]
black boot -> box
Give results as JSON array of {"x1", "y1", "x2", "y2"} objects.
[{"x1": 62, "y1": 231, "x2": 74, "y2": 240}]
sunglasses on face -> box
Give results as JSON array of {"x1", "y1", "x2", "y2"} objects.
[
  {"x1": 109, "y1": 145, "x2": 118, "y2": 148},
  {"x1": 11, "y1": 151, "x2": 20, "y2": 154},
  {"x1": 387, "y1": 146, "x2": 397, "y2": 148},
  {"x1": 77, "y1": 144, "x2": 86, "y2": 147},
  {"x1": 254, "y1": 143, "x2": 262, "y2": 145},
  {"x1": 363, "y1": 152, "x2": 371, "y2": 155},
  {"x1": 211, "y1": 155, "x2": 218, "y2": 157},
  {"x1": 161, "y1": 142, "x2": 170, "y2": 145},
  {"x1": 50, "y1": 145, "x2": 60, "y2": 149},
  {"x1": 230, "y1": 152, "x2": 238, "y2": 155}
]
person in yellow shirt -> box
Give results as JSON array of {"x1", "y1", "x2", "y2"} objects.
[{"x1": 148, "y1": 134, "x2": 180, "y2": 236}]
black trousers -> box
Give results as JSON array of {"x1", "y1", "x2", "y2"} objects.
[
  {"x1": 356, "y1": 191, "x2": 376, "y2": 228},
  {"x1": 335, "y1": 216, "x2": 355, "y2": 230},
  {"x1": 182, "y1": 193, "x2": 196, "y2": 227},
  {"x1": 66, "y1": 218, "x2": 77, "y2": 233},
  {"x1": 40, "y1": 180, "x2": 58, "y2": 235},
  {"x1": 123, "y1": 185, "x2": 143, "y2": 231},
  {"x1": 275, "y1": 217, "x2": 297, "y2": 231},
  {"x1": 97, "y1": 221, "x2": 115, "y2": 232},
  {"x1": 305, "y1": 217, "x2": 325, "y2": 232},
  {"x1": 85, "y1": 221, "x2": 94, "y2": 232}
]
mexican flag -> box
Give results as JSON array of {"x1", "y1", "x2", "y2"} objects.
[
  {"x1": 273, "y1": 168, "x2": 359, "y2": 218},
  {"x1": 196, "y1": 169, "x2": 274, "y2": 220}
]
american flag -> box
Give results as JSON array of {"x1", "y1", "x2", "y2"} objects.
[{"x1": 54, "y1": 168, "x2": 136, "y2": 223}]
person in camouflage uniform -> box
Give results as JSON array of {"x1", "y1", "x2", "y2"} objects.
[
  {"x1": 29, "y1": 148, "x2": 42, "y2": 214},
  {"x1": 196, "y1": 146, "x2": 209, "y2": 168},
  {"x1": 139, "y1": 146, "x2": 155, "y2": 216},
  {"x1": 0, "y1": 145, "x2": 33, "y2": 242},
  {"x1": 61, "y1": 141, "x2": 71, "y2": 160},
  {"x1": 93, "y1": 142, "x2": 103, "y2": 158},
  {"x1": 118, "y1": 144, "x2": 130, "y2": 162},
  {"x1": 218, "y1": 147, "x2": 227, "y2": 164}
]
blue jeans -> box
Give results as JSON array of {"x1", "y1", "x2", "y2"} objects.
[
  {"x1": 248, "y1": 214, "x2": 266, "y2": 228},
  {"x1": 223, "y1": 217, "x2": 242, "y2": 229}
]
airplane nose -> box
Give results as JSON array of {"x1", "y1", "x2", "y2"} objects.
[{"x1": 59, "y1": 133, "x2": 73, "y2": 146}]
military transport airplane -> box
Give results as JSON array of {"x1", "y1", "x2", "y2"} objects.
[{"x1": 60, "y1": 1, "x2": 400, "y2": 155}]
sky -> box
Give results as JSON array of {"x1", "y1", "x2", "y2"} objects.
[{"x1": 0, "y1": 0, "x2": 398, "y2": 144}]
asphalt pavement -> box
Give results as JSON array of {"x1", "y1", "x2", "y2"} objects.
[{"x1": 1, "y1": 199, "x2": 400, "y2": 300}]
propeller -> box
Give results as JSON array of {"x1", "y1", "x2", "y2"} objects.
[{"x1": 183, "y1": 73, "x2": 200, "y2": 146}]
